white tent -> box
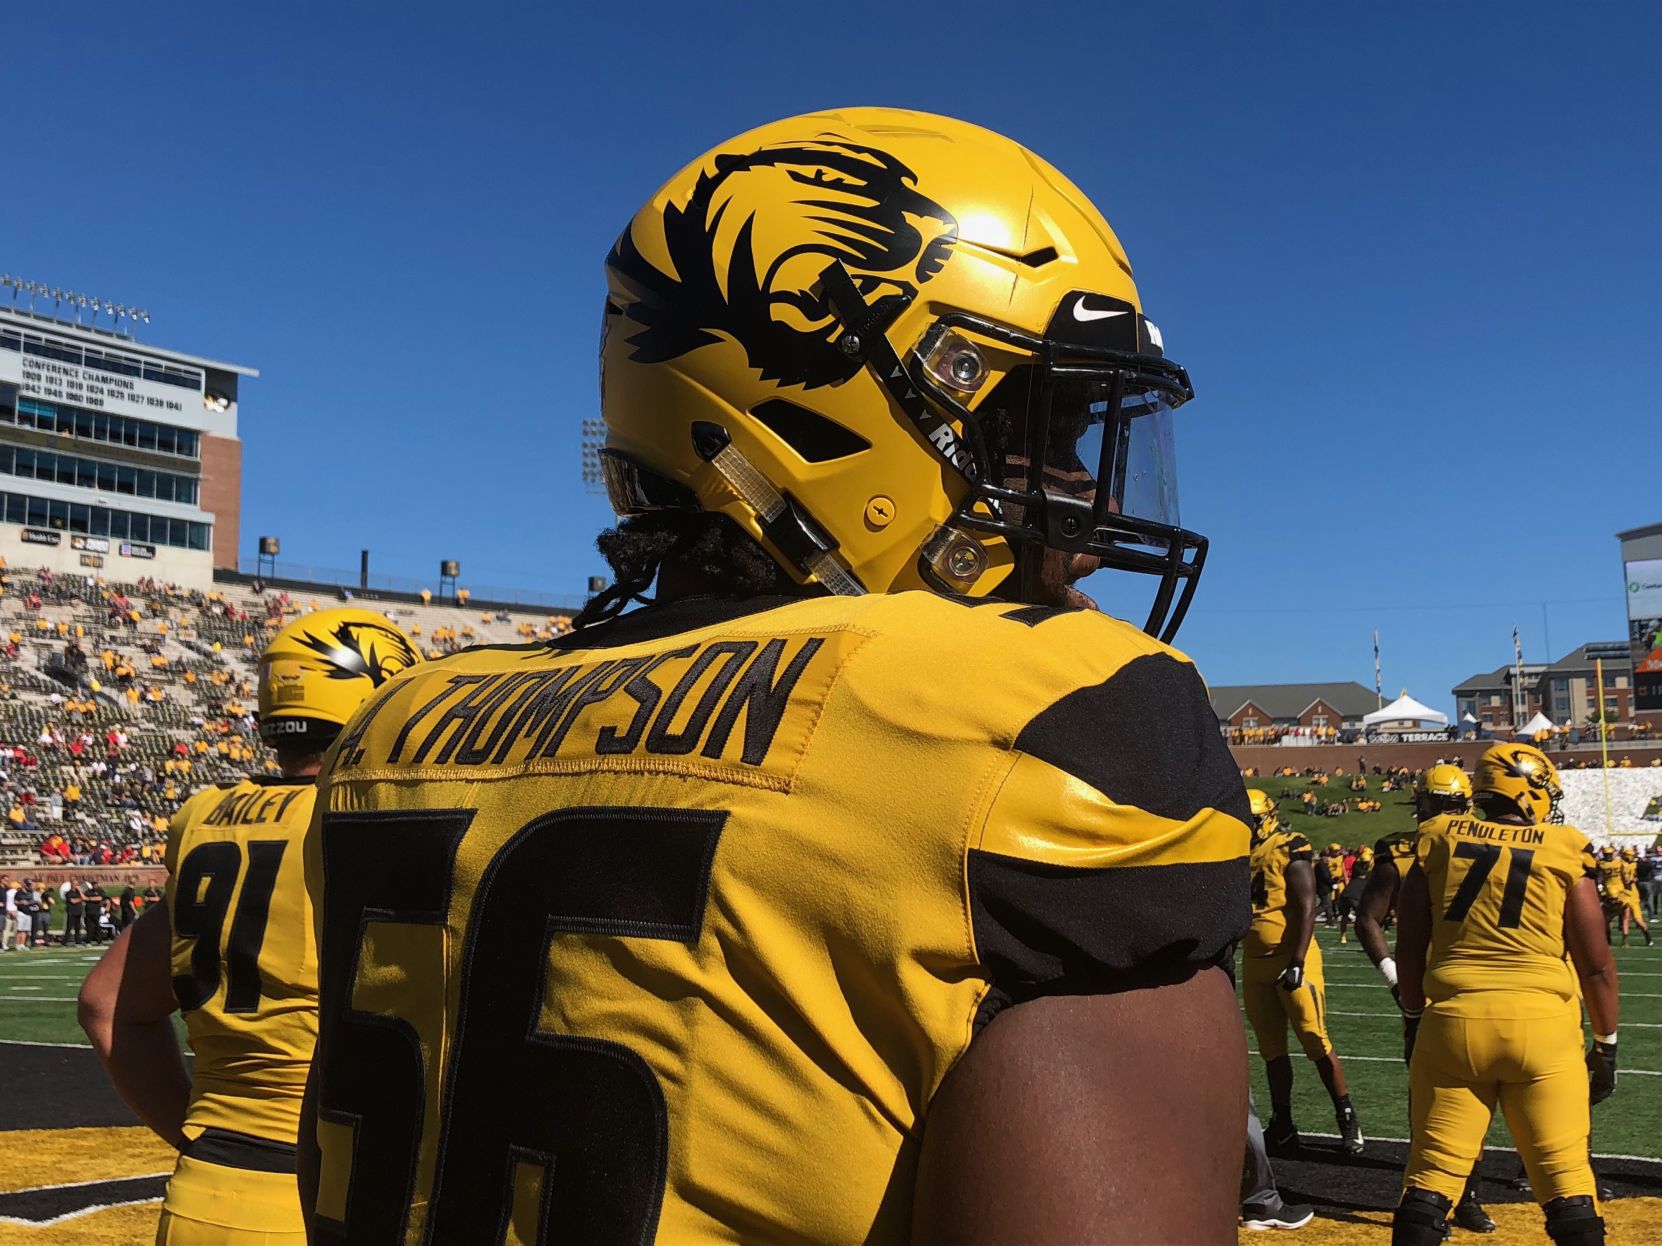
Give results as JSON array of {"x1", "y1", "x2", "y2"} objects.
[
  {"x1": 1518, "y1": 712, "x2": 1555, "y2": 736},
  {"x1": 1461, "y1": 712, "x2": 1478, "y2": 724},
  {"x1": 1362, "y1": 692, "x2": 1449, "y2": 729}
]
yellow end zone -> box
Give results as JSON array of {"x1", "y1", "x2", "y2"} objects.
[
  {"x1": 1245, "y1": 1198, "x2": 1662, "y2": 1245},
  {"x1": 0, "y1": 1126, "x2": 174, "y2": 1243}
]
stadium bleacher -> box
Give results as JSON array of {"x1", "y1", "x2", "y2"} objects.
[{"x1": 0, "y1": 559, "x2": 572, "y2": 868}]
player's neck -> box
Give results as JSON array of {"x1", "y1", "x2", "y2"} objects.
[{"x1": 654, "y1": 562, "x2": 810, "y2": 605}]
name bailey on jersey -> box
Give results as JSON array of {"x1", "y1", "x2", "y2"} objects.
[{"x1": 333, "y1": 633, "x2": 834, "y2": 776}]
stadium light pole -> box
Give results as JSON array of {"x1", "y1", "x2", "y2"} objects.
[{"x1": 580, "y1": 418, "x2": 607, "y2": 496}]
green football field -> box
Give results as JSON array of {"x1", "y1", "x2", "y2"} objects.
[
  {"x1": 1242, "y1": 925, "x2": 1662, "y2": 1161},
  {"x1": 2, "y1": 926, "x2": 1657, "y2": 1162}
]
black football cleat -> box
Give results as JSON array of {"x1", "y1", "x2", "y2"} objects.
[
  {"x1": 1264, "y1": 1115, "x2": 1300, "y2": 1157},
  {"x1": 1453, "y1": 1188, "x2": 1495, "y2": 1233},
  {"x1": 1336, "y1": 1103, "x2": 1365, "y2": 1156}
]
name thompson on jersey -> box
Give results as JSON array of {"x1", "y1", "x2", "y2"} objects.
[{"x1": 332, "y1": 634, "x2": 823, "y2": 773}]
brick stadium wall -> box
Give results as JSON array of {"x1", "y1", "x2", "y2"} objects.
[
  {"x1": 200, "y1": 433, "x2": 242, "y2": 571},
  {"x1": 10, "y1": 866, "x2": 169, "y2": 889},
  {"x1": 1230, "y1": 740, "x2": 1662, "y2": 773}
]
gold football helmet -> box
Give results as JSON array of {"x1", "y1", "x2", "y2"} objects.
[
  {"x1": 1473, "y1": 743, "x2": 1563, "y2": 825},
  {"x1": 1247, "y1": 789, "x2": 1279, "y2": 842},
  {"x1": 257, "y1": 608, "x2": 421, "y2": 749},
  {"x1": 1415, "y1": 762, "x2": 1473, "y2": 820},
  {"x1": 1621, "y1": 845, "x2": 1638, "y2": 861},
  {"x1": 600, "y1": 107, "x2": 1203, "y2": 637}
]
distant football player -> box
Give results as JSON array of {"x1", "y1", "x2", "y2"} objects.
[
  {"x1": 79, "y1": 609, "x2": 420, "y2": 1245},
  {"x1": 1241, "y1": 789, "x2": 1365, "y2": 1158},
  {"x1": 1336, "y1": 846, "x2": 1369, "y2": 945},
  {"x1": 1604, "y1": 846, "x2": 1652, "y2": 947},
  {"x1": 298, "y1": 109, "x2": 1252, "y2": 1243},
  {"x1": 1355, "y1": 762, "x2": 1494, "y2": 1232},
  {"x1": 1320, "y1": 841, "x2": 1347, "y2": 925},
  {"x1": 1393, "y1": 744, "x2": 1619, "y2": 1246}
]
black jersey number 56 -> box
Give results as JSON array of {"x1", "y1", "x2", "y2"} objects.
[{"x1": 312, "y1": 806, "x2": 724, "y2": 1246}]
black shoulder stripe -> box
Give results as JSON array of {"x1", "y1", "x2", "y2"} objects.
[
  {"x1": 1013, "y1": 653, "x2": 1250, "y2": 826},
  {"x1": 969, "y1": 850, "x2": 1249, "y2": 996},
  {"x1": 997, "y1": 603, "x2": 1082, "y2": 628}
]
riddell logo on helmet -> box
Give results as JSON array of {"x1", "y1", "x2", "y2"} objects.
[{"x1": 926, "y1": 422, "x2": 974, "y2": 473}]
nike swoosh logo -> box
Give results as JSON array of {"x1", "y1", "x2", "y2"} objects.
[{"x1": 1072, "y1": 304, "x2": 1127, "y2": 322}]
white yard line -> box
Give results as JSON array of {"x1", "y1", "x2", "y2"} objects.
[
  {"x1": 0, "y1": 1037, "x2": 91, "y2": 1049},
  {"x1": 1316, "y1": 981, "x2": 1662, "y2": 1000},
  {"x1": 1249, "y1": 1049, "x2": 1661, "y2": 1075},
  {"x1": 1295, "y1": 1130, "x2": 1662, "y2": 1165},
  {"x1": 1249, "y1": 1049, "x2": 1662, "y2": 1076},
  {"x1": 0, "y1": 1173, "x2": 171, "y2": 1194},
  {"x1": 0, "y1": 1198, "x2": 163, "y2": 1229},
  {"x1": 1323, "y1": 1010, "x2": 1662, "y2": 1028}
]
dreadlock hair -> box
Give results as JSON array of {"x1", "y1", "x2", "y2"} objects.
[{"x1": 572, "y1": 511, "x2": 805, "y2": 628}]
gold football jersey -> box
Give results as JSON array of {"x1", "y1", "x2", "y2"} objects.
[
  {"x1": 1245, "y1": 828, "x2": 1314, "y2": 959},
  {"x1": 165, "y1": 774, "x2": 318, "y2": 1144},
  {"x1": 1417, "y1": 813, "x2": 1597, "y2": 1017},
  {"x1": 303, "y1": 592, "x2": 1251, "y2": 1245},
  {"x1": 1379, "y1": 829, "x2": 1418, "y2": 871},
  {"x1": 1597, "y1": 856, "x2": 1629, "y2": 899}
]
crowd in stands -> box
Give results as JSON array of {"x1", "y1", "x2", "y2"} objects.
[{"x1": 0, "y1": 560, "x2": 573, "y2": 868}]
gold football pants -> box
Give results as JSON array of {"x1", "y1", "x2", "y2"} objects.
[
  {"x1": 1242, "y1": 941, "x2": 1332, "y2": 1062},
  {"x1": 1404, "y1": 1005, "x2": 1596, "y2": 1205},
  {"x1": 156, "y1": 1154, "x2": 307, "y2": 1244}
]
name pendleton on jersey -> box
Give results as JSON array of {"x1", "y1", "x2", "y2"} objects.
[
  {"x1": 1441, "y1": 818, "x2": 1548, "y2": 846},
  {"x1": 334, "y1": 634, "x2": 831, "y2": 775}
]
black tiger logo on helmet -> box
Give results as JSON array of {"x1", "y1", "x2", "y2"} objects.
[
  {"x1": 293, "y1": 618, "x2": 420, "y2": 686},
  {"x1": 607, "y1": 139, "x2": 958, "y2": 390}
]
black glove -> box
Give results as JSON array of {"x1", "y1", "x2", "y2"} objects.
[
  {"x1": 1277, "y1": 960, "x2": 1305, "y2": 991},
  {"x1": 1587, "y1": 1040, "x2": 1618, "y2": 1105},
  {"x1": 1402, "y1": 1008, "x2": 1423, "y2": 1067},
  {"x1": 1389, "y1": 982, "x2": 1402, "y2": 1010}
]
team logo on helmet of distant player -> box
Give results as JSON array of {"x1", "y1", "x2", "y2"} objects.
[
  {"x1": 1499, "y1": 747, "x2": 1552, "y2": 789},
  {"x1": 292, "y1": 617, "x2": 420, "y2": 686},
  {"x1": 607, "y1": 139, "x2": 958, "y2": 389}
]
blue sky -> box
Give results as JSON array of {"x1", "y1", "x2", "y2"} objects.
[{"x1": 5, "y1": 2, "x2": 1658, "y2": 710}]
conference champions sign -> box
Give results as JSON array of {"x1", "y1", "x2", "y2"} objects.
[{"x1": 1628, "y1": 558, "x2": 1662, "y2": 714}]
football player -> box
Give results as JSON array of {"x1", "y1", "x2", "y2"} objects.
[
  {"x1": 1241, "y1": 790, "x2": 1365, "y2": 1158},
  {"x1": 78, "y1": 609, "x2": 420, "y2": 1244},
  {"x1": 1321, "y1": 841, "x2": 1348, "y2": 925},
  {"x1": 1355, "y1": 763, "x2": 1494, "y2": 1232},
  {"x1": 1336, "y1": 846, "x2": 1369, "y2": 945},
  {"x1": 1392, "y1": 744, "x2": 1619, "y2": 1246},
  {"x1": 1355, "y1": 765, "x2": 1473, "y2": 997},
  {"x1": 298, "y1": 109, "x2": 1252, "y2": 1243},
  {"x1": 1609, "y1": 847, "x2": 1652, "y2": 946}
]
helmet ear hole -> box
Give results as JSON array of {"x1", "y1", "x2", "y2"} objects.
[{"x1": 750, "y1": 400, "x2": 871, "y2": 464}]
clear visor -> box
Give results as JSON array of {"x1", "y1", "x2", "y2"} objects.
[
  {"x1": 999, "y1": 369, "x2": 1183, "y2": 539},
  {"x1": 1070, "y1": 384, "x2": 1182, "y2": 533}
]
